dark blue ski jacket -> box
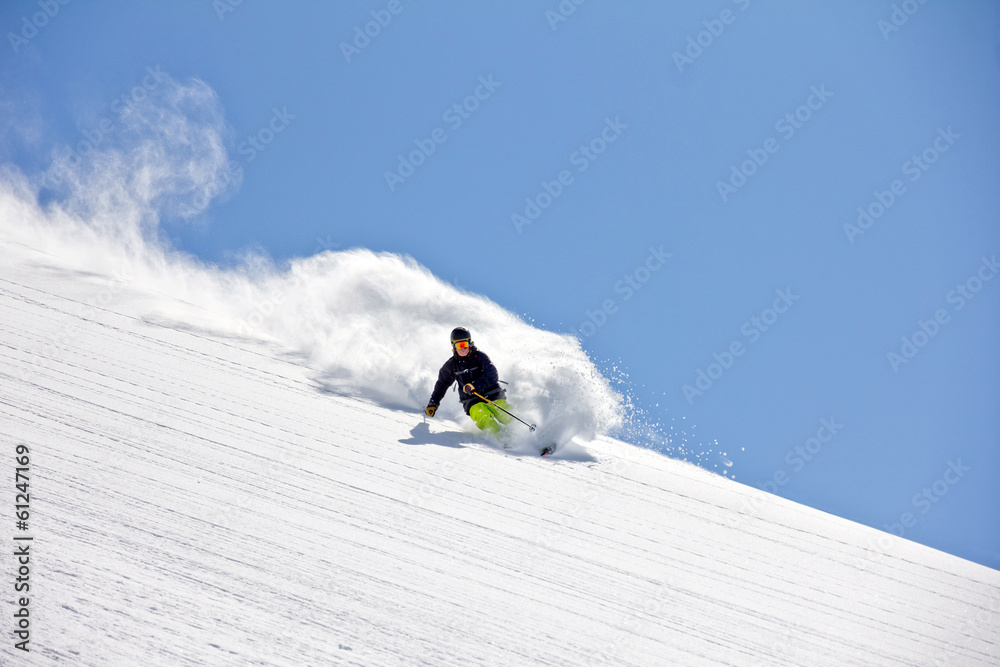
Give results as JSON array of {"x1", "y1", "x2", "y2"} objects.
[{"x1": 428, "y1": 346, "x2": 506, "y2": 415}]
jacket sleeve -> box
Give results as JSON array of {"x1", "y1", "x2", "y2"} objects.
[
  {"x1": 428, "y1": 359, "x2": 455, "y2": 407},
  {"x1": 472, "y1": 352, "x2": 498, "y2": 394}
]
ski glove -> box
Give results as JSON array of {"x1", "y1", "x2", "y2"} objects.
[
  {"x1": 463, "y1": 383, "x2": 476, "y2": 395},
  {"x1": 424, "y1": 405, "x2": 437, "y2": 418}
]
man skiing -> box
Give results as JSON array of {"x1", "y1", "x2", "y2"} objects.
[{"x1": 424, "y1": 327, "x2": 513, "y2": 437}]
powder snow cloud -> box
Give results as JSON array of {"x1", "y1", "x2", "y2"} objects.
[{"x1": 0, "y1": 73, "x2": 624, "y2": 447}]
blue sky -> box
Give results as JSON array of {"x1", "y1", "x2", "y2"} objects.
[{"x1": 2, "y1": 1, "x2": 998, "y2": 568}]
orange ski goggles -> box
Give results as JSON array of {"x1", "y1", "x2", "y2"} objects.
[{"x1": 453, "y1": 340, "x2": 470, "y2": 350}]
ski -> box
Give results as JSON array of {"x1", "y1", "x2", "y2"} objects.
[{"x1": 540, "y1": 445, "x2": 555, "y2": 456}]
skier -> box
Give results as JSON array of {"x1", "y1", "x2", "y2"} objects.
[{"x1": 424, "y1": 327, "x2": 513, "y2": 437}]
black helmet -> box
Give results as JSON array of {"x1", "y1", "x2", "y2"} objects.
[{"x1": 450, "y1": 326, "x2": 471, "y2": 344}]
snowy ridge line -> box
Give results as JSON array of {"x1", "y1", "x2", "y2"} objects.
[
  {"x1": 0, "y1": 373, "x2": 991, "y2": 661},
  {"x1": 591, "y1": 438, "x2": 1000, "y2": 583},
  {"x1": 543, "y1": 452, "x2": 919, "y2": 609},
  {"x1": 572, "y1": 447, "x2": 995, "y2": 612},
  {"x1": 7, "y1": 310, "x2": 1000, "y2": 580},
  {"x1": 521, "y1": 482, "x2": 907, "y2": 637},
  {"x1": 2, "y1": 246, "x2": 999, "y2": 665}
]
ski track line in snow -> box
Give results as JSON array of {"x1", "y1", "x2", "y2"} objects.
[{"x1": 0, "y1": 247, "x2": 998, "y2": 666}]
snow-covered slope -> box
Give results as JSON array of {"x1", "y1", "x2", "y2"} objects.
[{"x1": 1, "y1": 240, "x2": 998, "y2": 666}]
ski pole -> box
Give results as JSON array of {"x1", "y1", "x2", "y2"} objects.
[{"x1": 473, "y1": 392, "x2": 536, "y2": 432}]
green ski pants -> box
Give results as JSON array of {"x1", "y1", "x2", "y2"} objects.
[{"x1": 469, "y1": 399, "x2": 513, "y2": 437}]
